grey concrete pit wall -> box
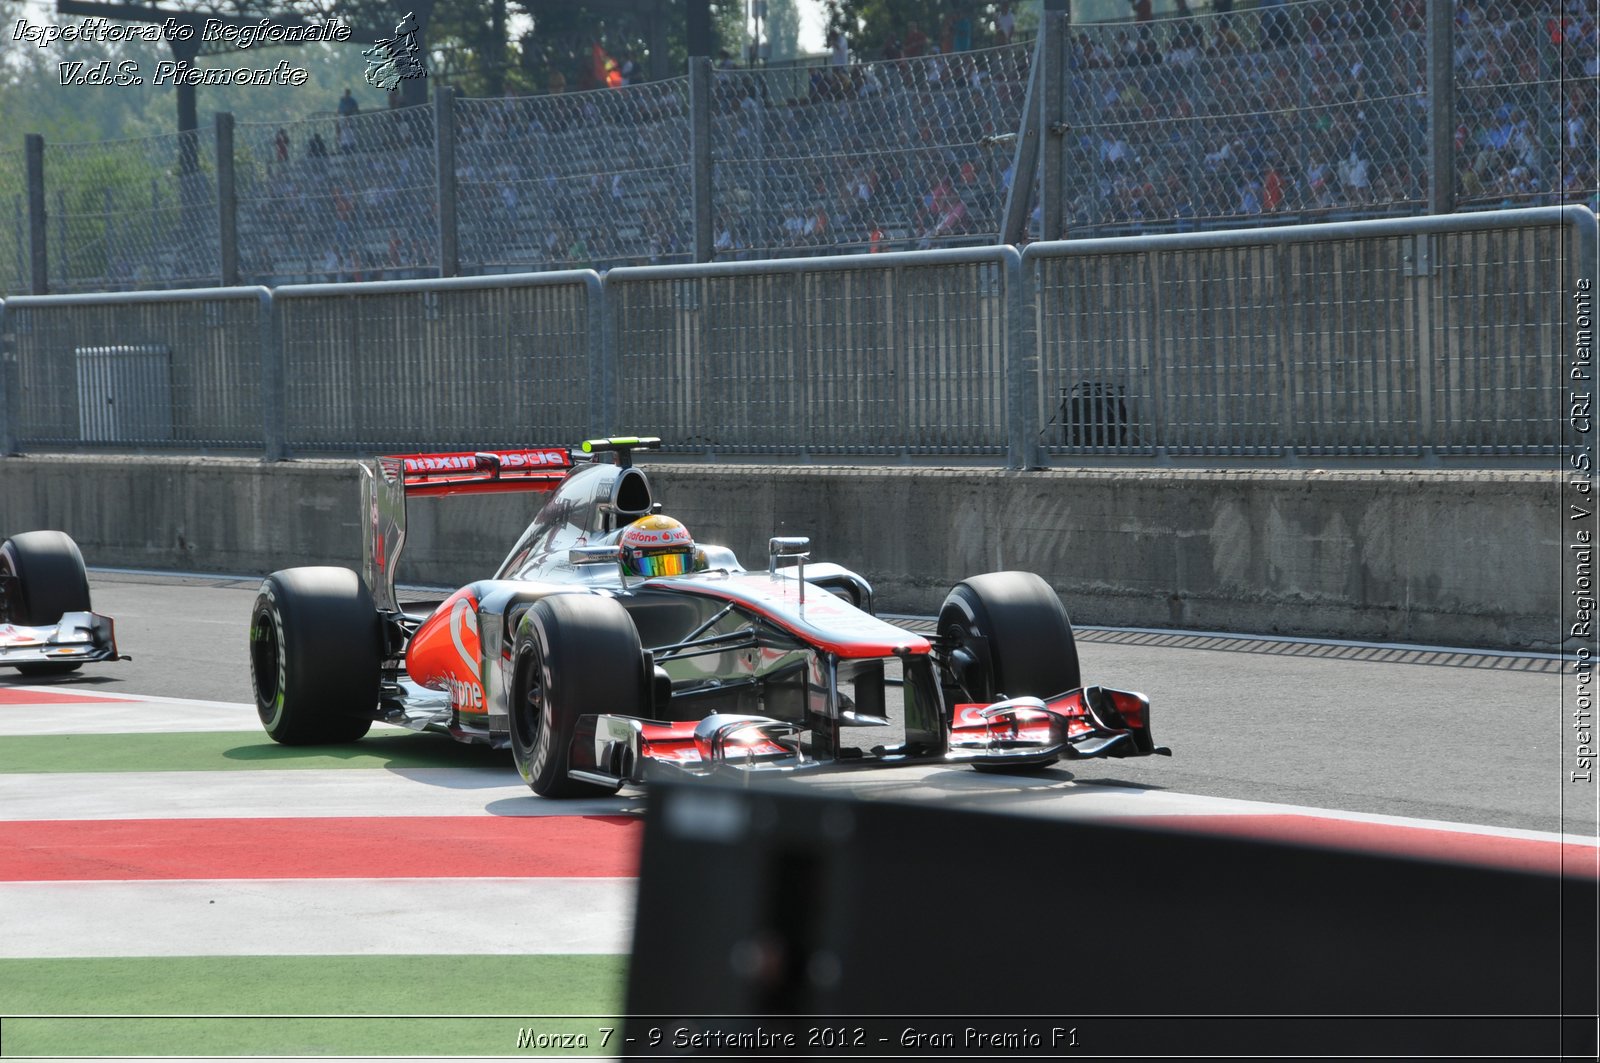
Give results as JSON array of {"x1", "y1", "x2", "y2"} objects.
[{"x1": 0, "y1": 456, "x2": 1563, "y2": 651}]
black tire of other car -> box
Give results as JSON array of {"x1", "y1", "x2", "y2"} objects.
[
  {"x1": 0, "y1": 530, "x2": 92, "y2": 676},
  {"x1": 937, "y1": 571, "x2": 1081, "y2": 707},
  {"x1": 250, "y1": 567, "x2": 380, "y2": 744},
  {"x1": 510, "y1": 593, "x2": 645, "y2": 798}
]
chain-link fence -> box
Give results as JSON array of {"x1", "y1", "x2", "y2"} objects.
[
  {"x1": 1, "y1": 148, "x2": 25, "y2": 296},
  {"x1": 234, "y1": 106, "x2": 439, "y2": 286},
  {"x1": 709, "y1": 42, "x2": 1031, "y2": 258},
  {"x1": 456, "y1": 80, "x2": 692, "y2": 273},
  {"x1": 41, "y1": 131, "x2": 219, "y2": 293},
  {"x1": 8, "y1": 3, "x2": 1596, "y2": 293},
  {"x1": 1456, "y1": 9, "x2": 1597, "y2": 213},
  {"x1": 1057, "y1": 3, "x2": 1430, "y2": 238}
]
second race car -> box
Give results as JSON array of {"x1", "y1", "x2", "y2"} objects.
[{"x1": 0, "y1": 530, "x2": 123, "y2": 676}]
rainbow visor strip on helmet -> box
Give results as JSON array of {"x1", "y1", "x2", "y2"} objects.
[{"x1": 631, "y1": 546, "x2": 691, "y2": 577}]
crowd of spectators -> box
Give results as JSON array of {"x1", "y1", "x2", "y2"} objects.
[
  {"x1": 66, "y1": 0, "x2": 1597, "y2": 289},
  {"x1": 1057, "y1": 0, "x2": 1595, "y2": 235}
]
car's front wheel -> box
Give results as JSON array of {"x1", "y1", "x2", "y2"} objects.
[
  {"x1": 250, "y1": 567, "x2": 380, "y2": 744},
  {"x1": 1, "y1": 530, "x2": 92, "y2": 676},
  {"x1": 510, "y1": 593, "x2": 645, "y2": 798},
  {"x1": 937, "y1": 570, "x2": 1081, "y2": 706}
]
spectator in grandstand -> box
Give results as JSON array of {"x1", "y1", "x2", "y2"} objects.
[
  {"x1": 1259, "y1": 0, "x2": 1292, "y2": 47},
  {"x1": 306, "y1": 132, "x2": 328, "y2": 159},
  {"x1": 1129, "y1": 0, "x2": 1152, "y2": 22},
  {"x1": 903, "y1": 22, "x2": 929, "y2": 58},
  {"x1": 995, "y1": 2, "x2": 1015, "y2": 45},
  {"x1": 274, "y1": 128, "x2": 289, "y2": 167},
  {"x1": 917, "y1": 169, "x2": 968, "y2": 247},
  {"x1": 1165, "y1": 24, "x2": 1202, "y2": 67},
  {"x1": 337, "y1": 89, "x2": 359, "y2": 121}
]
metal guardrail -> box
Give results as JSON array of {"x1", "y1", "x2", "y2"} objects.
[
  {"x1": 0, "y1": 287, "x2": 271, "y2": 455},
  {"x1": 1, "y1": 207, "x2": 1592, "y2": 468},
  {"x1": 268, "y1": 271, "x2": 603, "y2": 458},
  {"x1": 604, "y1": 246, "x2": 1022, "y2": 461},
  {"x1": 1023, "y1": 206, "x2": 1596, "y2": 462}
]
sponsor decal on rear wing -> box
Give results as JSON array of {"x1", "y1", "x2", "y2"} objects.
[{"x1": 378, "y1": 448, "x2": 573, "y2": 497}]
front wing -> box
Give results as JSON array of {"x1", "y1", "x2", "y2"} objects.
[
  {"x1": 946, "y1": 685, "x2": 1171, "y2": 766},
  {"x1": 0, "y1": 612, "x2": 123, "y2": 670},
  {"x1": 565, "y1": 685, "x2": 1168, "y2": 788}
]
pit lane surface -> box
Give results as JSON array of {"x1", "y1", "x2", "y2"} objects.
[{"x1": 56, "y1": 569, "x2": 1597, "y2": 837}]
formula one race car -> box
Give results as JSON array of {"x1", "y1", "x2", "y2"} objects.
[
  {"x1": 249, "y1": 437, "x2": 1169, "y2": 796},
  {"x1": 0, "y1": 530, "x2": 123, "y2": 675}
]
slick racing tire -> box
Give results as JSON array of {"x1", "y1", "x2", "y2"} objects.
[
  {"x1": 938, "y1": 571, "x2": 1081, "y2": 708},
  {"x1": 510, "y1": 593, "x2": 645, "y2": 798},
  {"x1": 250, "y1": 567, "x2": 380, "y2": 745},
  {"x1": 1, "y1": 530, "x2": 92, "y2": 676}
]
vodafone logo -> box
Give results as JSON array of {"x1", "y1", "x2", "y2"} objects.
[
  {"x1": 448, "y1": 596, "x2": 485, "y2": 712},
  {"x1": 402, "y1": 449, "x2": 567, "y2": 474}
]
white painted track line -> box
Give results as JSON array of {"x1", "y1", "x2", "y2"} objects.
[{"x1": 0, "y1": 878, "x2": 636, "y2": 957}]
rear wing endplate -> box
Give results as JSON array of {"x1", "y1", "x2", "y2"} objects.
[{"x1": 361, "y1": 448, "x2": 572, "y2": 612}]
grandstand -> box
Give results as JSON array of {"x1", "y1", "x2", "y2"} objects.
[{"x1": 3, "y1": 1, "x2": 1594, "y2": 294}]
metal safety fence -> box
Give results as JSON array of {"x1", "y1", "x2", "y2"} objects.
[
  {"x1": 40, "y1": 131, "x2": 220, "y2": 294},
  {"x1": 0, "y1": 287, "x2": 269, "y2": 452},
  {"x1": 1, "y1": 148, "x2": 24, "y2": 298},
  {"x1": 233, "y1": 107, "x2": 440, "y2": 285},
  {"x1": 1027, "y1": 206, "x2": 1592, "y2": 461},
  {"x1": 8, "y1": 3, "x2": 1594, "y2": 297},
  {"x1": 1, "y1": 207, "x2": 1592, "y2": 467},
  {"x1": 1058, "y1": 5, "x2": 1430, "y2": 236},
  {"x1": 456, "y1": 81, "x2": 692, "y2": 273},
  {"x1": 1455, "y1": 10, "x2": 1595, "y2": 213},
  {"x1": 605, "y1": 247, "x2": 1020, "y2": 457},
  {"x1": 272, "y1": 272, "x2": 602, "y2": 455},
  {"x1": 709, "y1": 43, "x2": 1032, "y2": 258}
]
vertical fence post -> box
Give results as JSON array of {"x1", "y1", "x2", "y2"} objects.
[
  {"x1": 1426, "y1": 1, "x2": 1455, "y2": 216},
  {"x1": 1000, "y1": 34, "x2": 1043, "y2": 246},
  {"x1": 216, "y1": 112, "x2": 238, "y2": 286},
  {"x1": 434, "y1": 86, "x2": 458, "y2": 278},
  {"x1": 0, "y1": 300, "x2": 13, "y2": 455},
  {"x1": 25, "y1": 135, "x2": 46, "y2": 294},
  {"x1": 260, "y1": 289, "x2": 286, "y2": 460},
  {"x1": 10, "y1": 196, "x2": 22, "y2": 291},
  {"x1": 1039, "y1": 10, "x2": 1069, "y2": 243},
  {"x1": 54, "y1": 189, "x2": 67, "y2": 288},
  {"x1": 592, "y1": 273, "x2": 616, "y2": 436},
  {"x1": 1004, "y1": 247, "x2": 1040, "y2": 469},
  {"x1": 688, "y1": 56, "x2": 714, "y2": 263}
]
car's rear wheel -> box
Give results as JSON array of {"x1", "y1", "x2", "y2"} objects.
[
  {"x1": 250, "y1": 567, "x2": 380, "y2": 744},
  {"x1": 510, "y1": 593, "x2": 644, "y2": 798},
  {"x1": 1, "y1": 531, "x2": 92, "y2": 676},
  {"x1": 938, "y1": 571, "x2": 1081, "y2": 707}
]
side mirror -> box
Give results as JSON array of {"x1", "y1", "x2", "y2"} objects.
[{"x1": 768, "y1": 536, "x2": 811, "y2": 602}]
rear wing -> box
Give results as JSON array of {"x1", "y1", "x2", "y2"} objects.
[{"x1": 362, "y1": 448, "x2": 573, "y2": 613}]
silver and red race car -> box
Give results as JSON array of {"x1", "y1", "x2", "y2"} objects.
[
  {"x1": 249, "y1": 437, "x2": 1169, "y2": 797},
  {"x1": 0, "y1": 530, "x2": 122, "y2": 676}
]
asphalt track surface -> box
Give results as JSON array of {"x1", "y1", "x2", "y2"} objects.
[
  {"x1": 3, "y1": 568, "x2": 1596, "y2": 1060},
  {"x1": 60, "y1": 569, "x2": 1597, "y2": 838}
]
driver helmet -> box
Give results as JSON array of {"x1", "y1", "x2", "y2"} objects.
[{"x1": 619, "y1": 515, "x2": 695, "y2": 578}]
